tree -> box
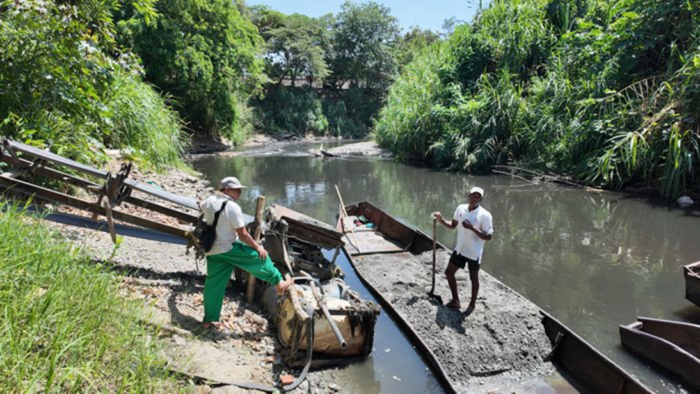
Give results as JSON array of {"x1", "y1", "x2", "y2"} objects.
[
  {"x1": 395, "y1": 27, "x2": 440, "y2": 70},
  {"x1": 441, "y1": 16, "x2": 465, "y2": 38},
  {"x1": 115, "y1": 0, "x2": 265, "y2": 137},
  {"x1": 328, "y1": 1, "x2": 400, "y2": 91},
  {"x1": 254, "y1": 11, "x2": 331, "y2": 88}
]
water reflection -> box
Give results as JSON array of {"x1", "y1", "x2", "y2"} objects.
[{"x1": 193, "y1": 141, "x2": 700, "y2": 393}]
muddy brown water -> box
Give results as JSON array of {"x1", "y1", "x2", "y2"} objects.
[{"x1": 193, "y1": 140, "x2": 700, "y2": 393}]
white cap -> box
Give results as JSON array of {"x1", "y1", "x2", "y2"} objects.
[
  {"x1": 469, "y1": 186, "x2": 484, "y2": 197},
  {"x1": 219, "y1": 176, "x2": 247, "y2": 190}
]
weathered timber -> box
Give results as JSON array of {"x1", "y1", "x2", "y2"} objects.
[
  {"x1": 0, "y1": 176, "x2": 188, "y2": 239},
  {"x1": 621, "y1": 317, "x2": 700, "y2": 391},
  {"x1": 685, "y1": 261, "x2": 700, "y2": 307},
  {"x1": 0, "y1": 153, "x2": 198, "y2": 223},
  {"x1": 2, "y1": 138, "x2": 199, "y2": 210}
]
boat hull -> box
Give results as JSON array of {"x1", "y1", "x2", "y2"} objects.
[
  {"x1": 340, "y1": 201, "x2": 652, "y2": 394},
  {"x1": 541, "y1": 312, "x2": 651, "y2": 394},
  {"x1": 684, "y1": 261, "x2": 700, "y2": 307},
  {"x1": 620, "y1": 317, "x2": 700, "y2": 391}
]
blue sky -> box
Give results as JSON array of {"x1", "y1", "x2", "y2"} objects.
[{"x1": 244, "y1": 0, "x2": 488, "y2": 33}]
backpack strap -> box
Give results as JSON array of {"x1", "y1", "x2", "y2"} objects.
[{"x1": 212, "y1": 200, "x2": 228, "y2": 228}]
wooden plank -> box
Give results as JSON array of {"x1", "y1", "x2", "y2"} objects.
[
  {"x1": 3, "y1": 138, "x2": 200, "y2": 210},
  {"x1": 3, "y1": 138, "x2": 108, "y2": 178},
  {"x1": 542, "y1": 312, "x2": 652, "y2": 394},
  {"x1": 269, "y1": 205, "x2": 344, "y2": 249},
  {"x1": 620, "y1": 318, "x2": 700, "y2": 391},
  {"x1": 685, "y1": 262, "x2": 700, "y2": 307},
  {"x1": 0, "y1": 154, "x2": 199, "y2": 223},
  {"x1": 0, "y1": 176, "x2": 188, "y2": 239}
]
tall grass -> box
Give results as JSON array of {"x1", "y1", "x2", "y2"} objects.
[
  {"x1": 374, "y1": 45, "x2": 445, "y2": 160},
  {"x1": 105, "y1": 70, "x2": 188, "y2": 170},
  {"x1": 0, "y1": 202, "x2": 180, "y2": 392}
]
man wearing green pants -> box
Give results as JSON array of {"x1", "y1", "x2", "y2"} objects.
[{"x1": 200, "y1": 176, "x2": 292, "y2": 332}]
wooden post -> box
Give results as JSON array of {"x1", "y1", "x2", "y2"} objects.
[
  {"x1": 246, "y1": 196, "x2": 265, "y2": 304},
  {"x1": 334, "y1": 185, "x2": 361, "y2": 253}
]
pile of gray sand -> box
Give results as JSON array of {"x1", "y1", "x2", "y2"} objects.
[{"x1": 353, "y1": 250, "x2": 558, "y2": 392}]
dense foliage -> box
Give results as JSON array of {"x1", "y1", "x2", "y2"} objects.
[
  {"x1": 0, "y1": 0, "x2": 185, "y2": 169},
  {"x1": 375, "y1": 0, "x2": 700, "y2": 199},
  {"x1": 116, "y1": 0, "x2": 265, "y2": 143}
]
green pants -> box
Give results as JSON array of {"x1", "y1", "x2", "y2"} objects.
[{"x1": 203, "y1": 241, "x2": 283, "y2": 323}]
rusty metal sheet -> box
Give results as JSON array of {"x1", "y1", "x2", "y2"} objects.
[{"x1": 269, "y1": 204, "x2": 344, "y2": 249}]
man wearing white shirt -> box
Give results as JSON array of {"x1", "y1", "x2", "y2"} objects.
[
  {"x1": 199, "y1": 176, "x2": 292, "y2": 332},
  {"x1": 433, "y1": 186, "x2": 493, "y2": 315}
]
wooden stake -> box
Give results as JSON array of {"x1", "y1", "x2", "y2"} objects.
[
  {"x1": 334, "y1": 185, "x2": 361, "y2": 253},
  {"x1": 246, "y1": 196, "x2": 266, "y2": 304}
]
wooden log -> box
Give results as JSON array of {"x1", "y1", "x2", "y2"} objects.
[{"x1": 246, "y1": 196, "x2": 265, "y2": 304}]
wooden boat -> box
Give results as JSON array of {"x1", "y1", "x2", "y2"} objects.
[
  {"x1": 264, "y1": 204, "x2": 346, "y2": 280},
  {"x1": 620, "y1": 317, "x2": 700, "y2": 391},
  {"x1": 542, "y1": 312, "x2": 651, "y2": 394},
  {"x1": 260, "y1": 205, "x2": 379, "y2": 361},
  {"x1": 338, "y1": 201, "x2": 439, "y2": 255},
  {"x1": 684, "y1": 261, "x2": 700, "y2": 307},
  {"x1": 338, "y1": 201, "x2": 652, "y2": 394}
]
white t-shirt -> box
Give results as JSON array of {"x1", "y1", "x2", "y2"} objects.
[
  {"x1": 200, "y1": 195, "x2": 246, "y2": 256},
  {"x1": 453, "y1": 204, "x2": 493, "y2": 262}
]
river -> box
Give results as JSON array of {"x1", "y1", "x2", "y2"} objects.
[{"x1": 192, "y1": 140, "x2": 700, "y2": 393}]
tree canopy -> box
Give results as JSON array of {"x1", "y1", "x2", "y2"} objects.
[
  {"x1": 375, "y1": 0, "x2": 700, "y2": 199},
  {"x1": 254, "y1": 10, "x2": 331, "y2": 87},
  {"x1": 328, "y1": 1, "x2": 401, "y2": 91},
  {"x1": 116, "y1": 0, "x2": 265, "y2": 138}
]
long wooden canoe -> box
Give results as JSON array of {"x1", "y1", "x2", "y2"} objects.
[
  {"x1": 620, "y1": 317, "x2": 700, "y2": 391},
  {"x1": 684, "y1": 261, "x2": 700, "y2": 307},
  {"x1": 339, "y1": 201, "x2": 652, "y2": 394}
]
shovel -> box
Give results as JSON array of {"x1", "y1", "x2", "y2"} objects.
[{"x1": 427, "y1": 217, "x2": 443, "y2": 304}]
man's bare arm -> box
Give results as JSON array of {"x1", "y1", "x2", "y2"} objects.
[
  {"x1": 433, "y1": 212, "x2": 458, "y2": 229},
  {"x1": 235, "y1": 227, "x2": 268, "y2": 259},
  {"x1": 461, "y1": 220, "x2": 492, "y2": 241}
]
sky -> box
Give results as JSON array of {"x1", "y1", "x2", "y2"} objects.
[{"x1": 244, "y1": 0, "x2": 488, "y2": 33}]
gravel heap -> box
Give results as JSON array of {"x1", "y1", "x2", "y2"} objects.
[{"x1": 353, "y1": 249, "x2": 557, "y2": 392}]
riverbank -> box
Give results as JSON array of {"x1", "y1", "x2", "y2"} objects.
[
  {"x1": 188, "y1": 132, "x2": 392, "y2": 160},
  {"x1": 46, "y1": 159, "x2": 356, "y2": 392}
]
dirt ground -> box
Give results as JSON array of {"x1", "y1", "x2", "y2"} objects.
[{"x1": 352, "y1": 250, "x2": 557, "y2": 392}]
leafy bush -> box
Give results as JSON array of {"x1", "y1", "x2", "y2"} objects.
[
  {"x1": 105, "y1": 70, "x2": 187, "y2": 170},
  {"x1": 254, "y1": 87, "x2": 328, "y2": 136},
  {"x1": 116, "y1": 0, "x2": 266, "y2": 140},
  {"x1": 0, "y1": 0, "x2": 186, "y2": 170}
]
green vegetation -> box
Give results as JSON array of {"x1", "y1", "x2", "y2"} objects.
[
  {"x1": 0, "y1": 0, "x2": 185, "y2": 170},
  {"x1": 0, "y1": 202, "x2": 179, "y2": 392},
  {"x1": 251, "y1": 1, "x2": 410, "y2": 138},
  {"x1": 375, "y1": 0, "x2": 700, "y2": 199},
  {"x1": 115, "y1": 0, "x2": 266, "y2": 143}
]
